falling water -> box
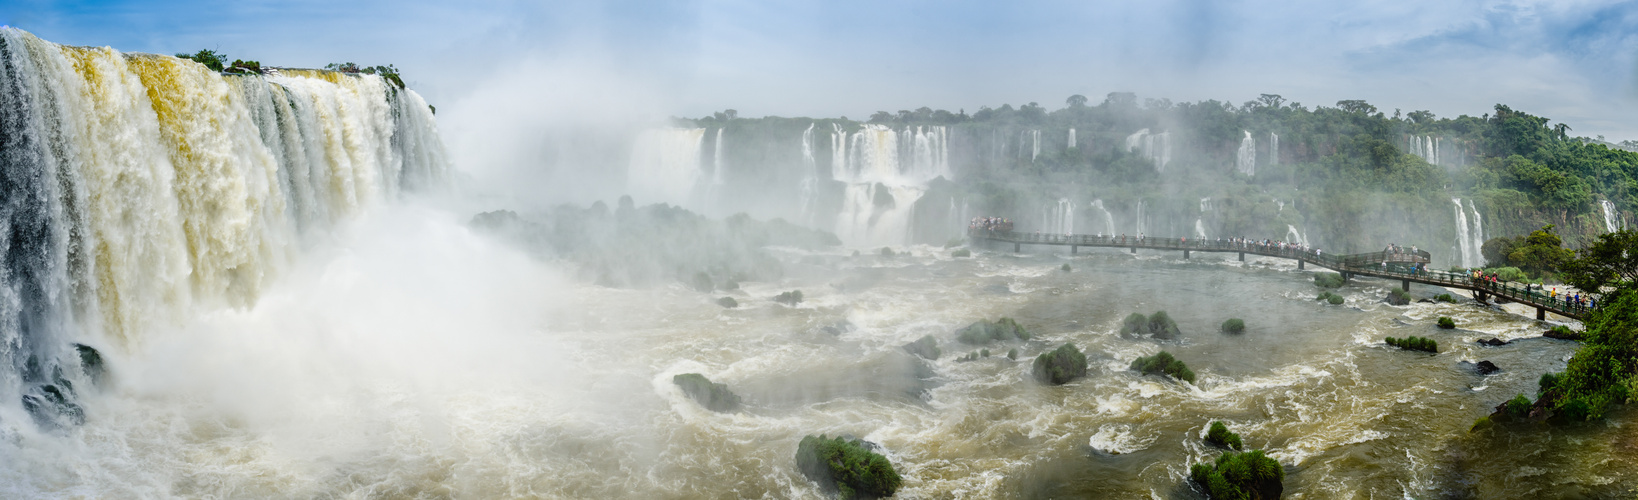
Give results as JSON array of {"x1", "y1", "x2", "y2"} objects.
[
  {"x1": 1030, "y1": 130, "x2": 1041, "y2": 162},
  {"x1": 1236, "y1": 130, "x2": 1256, "y2": 176},
  {"x1": 712, "y1": 128, "x2": 726, "y2": 185},
  {"x1": 1125, "y1": 129, "x2": 1172, "y2": 171},
  {"x1": 1452, "y1": 198, "x2": 1486, "y2": 268},
  {"x1": 1067, "y1": 128, "x2": 1076, "y2": 149},
  {"x1": 1091, "y1": 199, "x2": 1116, "y2": 235},
  {"x1": 628, "y1": 128, "x2": 707, "y2": 205},
  {"x1": 1195, "y1": 198, "x2": 1211, "y2": 238},
  {"x1": 1043, "y1": 198, "x2": 1074, "y2": 235},
  {"x1": 1269, "y1": 132, "x2": 1280, "y2": 165},
  {"x1": 1285, "y1": 225, "x2": 1308, "y2": 246},
  {"x1": 1600, "y1": 199, "x2": 1620, "y2": 232},
  {"x1": 1135, "y1": 200, "x2": 1145, "y2": 235},
  {"x1": 798, "y1": 124, "x2": 817, "y2": 225},
  {"x1": 832, "y1": 124, "x2": 949, "y2": 246}
]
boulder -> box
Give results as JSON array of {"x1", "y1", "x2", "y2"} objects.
[
  {"x1": 1475, "y1": 360, "x2": 1501, "y2": 375},
  {"x1": 1477, "y1": 338, "x2": 1509, "y2": 347},
  {"x1": 901, "y1": 335, "x2": 940, "y2": 360},
  {"x1": 673, "y1": 373, "x2": 742, "y2": 412},
  {"x1": 1032, "y1": 343, "x2": 1089, "y2": 385},
  {"x1": 796, "y1": 434, "x2": 902, "y2": 500}
]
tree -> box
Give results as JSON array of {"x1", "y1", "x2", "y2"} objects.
[
  {"x1": 1336, "y1": 100, "x2": 1377, "y2": 115},
  {"x1": 1407, "y1": 110, "x2": 1435, "y2": 124},
  {"x1": 175, "y1": 49, "x2": 227, "y2": 72},
  {"x1": 1066, "y1": 94, "x2": 1088, "y2": 108},
  {"x1": 1560, "y1": 229, "x2": 1638, "y2": 294},
  {"x1": 324, "y1": 61, "x2": 360, "y2": 73},
  {"x1": 868, "y1": 111, "x2": 893, "y2": 124},
  {"x1": 1506, "y1": 225, "x2": 1574, "y2": 277},
  {"x1": 1255, "y1": 93, "x2": 1285, "y2": 109}
]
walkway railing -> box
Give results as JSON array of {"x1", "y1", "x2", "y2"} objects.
[{"x1": 970, "y1": 229, "x2": 1594, "y2": 320}]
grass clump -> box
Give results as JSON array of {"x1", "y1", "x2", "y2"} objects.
[
  {"x1": 1436, "y1": 293, "x2": 1456, "y2": 303},
  {"x1": 795, "y1": 435, "x2": 902, "y2": 500},
  {"x1": 951, "y1": 248, "x2": 971, "y2": 258},
  {"x1": 717, "y1": 296, "x2": 739, "y2": 308},
  {"x1": 1437, "y1": 316, "x2": 1456, "y2": 329},
  {"x1": 1061, "y1": 263, "x2": 1072, "y2": 272},
  {"x1": 1123, "y1": 311, "x2": 1181, "y2": 339},
  {"x1": 901, "y1": 335, "x2": 940, "y2": 360},
  {"x1": 1220, "y1": 318, "x2": 1245, "y2": 335},
  {"x1": 1122, "y1": 313, "x2": 1149, "y2": 334},
  {"x1": 775, "y1": 290, "x2": 804, "y2": 306},
  {"x1": 1317, "y1": 291, "x2": 1345, "y2": 304},
  {"x1": 673, "y1": 373, "x2": 742, "y2": 412},
  {"x1": 1385, "y1": 336, "x2": 1438, "y2": 353},
  {"x1": 1032, "y1": 343, "x2": 1088, "y2": 385},
  {"x1": 956, "y1": 317, "x2": 1031, "y2": 345},
  {"x1": 1314, "y1": 272, "x2": 1346, "y2": 289},
  {"x1": 1387, "y1": 288, "x2": 1411, "y2": 306},
  {"x1": 1007, "y1": 348, "x2": 1018, "y2": 360},
  {"x1": 1190, "y1": 449, "x2": 1284, "y2": 500},
  {"x1": 1131, "y1": 351, "x2": 1196, "y2": 383},
  {"x1": 1206, "y1": 421, "x2": 1243, "y2": 450}
]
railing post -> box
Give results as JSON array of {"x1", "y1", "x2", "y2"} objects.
[
  {"x1": 1071, "y1": 245, "x2": 1077, "y2": 254},
  {"x1": 1014, "y1": 242, "x2": 1021, "y2": 253},
  {"x1": 1298, "y1": 260, "x2": 1305, "y2": 270},
  {"x1": 1402, "y1": 280, "x2": 1410, "y2": 292}
]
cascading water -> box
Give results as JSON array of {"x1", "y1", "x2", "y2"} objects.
[
  {"x1": 1124, "y1": 129, "x2": 1172, "y2": 171},
  {"x1": 0, "y1": 28, "x2": 448, "y2": 428},
  {"x1": 797, "y1": 124, "x2": 817, "y2": 225},
  {"x1": 1285, "y1": 225, "x2": 1308, "y2": 246},
  {"x1": 1067, "y1": 128, "x2": 1076, "y2": 149},
  {"x1": 1410, "y1": 135, "x2": 1441, "y2": 166},
  {"x1": 713, "y1": 127, "x2": 726, "y2": 185},
  {"x1": 1269, "y1": 132, "x2": 1279, "y2": 165},
  {"x1": 832, "y1": 124, "x2": 949, "y2": 246},
  {"x1": 1091, "y1": 199, "x2": 1116, "y2": 235},
  {"x1": 1600, "y1": 199, "x2": 1621, "y2": 232},
  {"x1": 1236, "y1": 130, "x2": 1256, "y2": 176},
  {"x1": 628, "y1": 128, "x2": 706, "y2": 205},
  {"x1": 1042, "y1": 199, "x2": 1074, "y2": 235},
  {"x1": 1196, "y1": 198, "x2": 1211, "y2": 239},
  {"x1": 1031, "y1": 130, "x2": 1041, "y2": 162},
  {"x1": 1452, "y1": 198, "x2": 1486, "y2": 268}
]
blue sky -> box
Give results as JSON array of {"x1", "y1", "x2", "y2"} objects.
[{"x1": 6, "y1": 0, "x2": 1638, "y2": 140}]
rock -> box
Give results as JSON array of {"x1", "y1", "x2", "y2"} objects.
[
  {"x1": 820, "y1": 320, "x2": 854, "y2": 336},
  {"x1": 1477, "y1": 338, "x2": 1509, "y2": 347},
  {"x1": 796, "y1": 435, "x2": 902, "y2": 499},
  {"x1": 902, "y1": 335, "x2": 941, "y2": 360},
  {"x1": 74, "y1": 343, "x2": 105, "y2": 387},
  {"x1": 774, "y1": 290, "x2": 804, "y2": 306},
  {"x1": 673, "y1": 373, "x2": 742, "y2": 412},
  {"x1": 956, "y1": 318, "x2": 1031, "y2": 345},
  {"x1": 1475, "y1": 360, "x2": 1501, "y2": 375},
  {"x1": 1032, "y1": 343, "x2": 1089, "y2": 385},
  {"x1": 1386, "y1": 288, "x2": 1411, "y2": 306},
  {"x1": 716, "y1": 296, "x2": 739, "y2": 308},
  {"x1": 1544, "y1": 325, "x2": 1583, "y2": 341},
  {"x1": 1417, "y1": 299, "x2": 1434, "y2": 303}
]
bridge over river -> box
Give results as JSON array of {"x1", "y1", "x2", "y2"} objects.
[{"x1": 971, "y1": 229, "x2": 1594, "y2": 321}]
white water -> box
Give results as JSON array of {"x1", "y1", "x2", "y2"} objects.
[
  {"x1": 1269, "y1": 132, "x2": 1280, "y2": 165},
  {"x1": 1600, "y1": 199, "x2": 1621, "y2": 232},
  {"x1": 1411, "y1": 136, "x2": 1441, "y2": 166},
  {"x1": 798, "y1": 124, "x2": 818, "y2": 226},
  {"x1": 713, "y1": 127, "x2": 726, "y2": 185},
  {"x1": 1236, "y1": 130, "x2": 1256, "y2": 176},
  {"x1": 1043, "y1": 199, "x2": 1075, "y2": 235},
  {"x1": 1285, "y1": 225, "x2": 1308, "y2": 246},
  {"x1": 1031, "y1": 130, "x2": 1041, "y2": 162},
  {"x1": 1196, "y1": 198, "x2": 1212, "y2": 239},
  {"x1": 1124, "y1": 129, "x2": 1172, "y2": 171},
  {"x1": 831, "y1": 124, "x2": 950, "y2": 246},
  {"x1": 1067, "y1": 128, "x2": 1076, "y2": 149},
  {"x1": 628, "y1": 128, "x2": 706, "y2": 205},
  {"x1": 1091, "y1": 200, "x2": 1116, "y2": 235},
  {"x1": 1452, "y1": 198, "x2": 1486, "y2": 268}
]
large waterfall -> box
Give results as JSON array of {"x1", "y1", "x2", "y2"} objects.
[
  {"x1": 831, "y1": 124, "x2": 950, "y2": 246},
  {"x1": 1452, "y1": 198, "x2": 1485, "y2": 268},
  {"x1": 1042, "y1": 199, "x2": 1075, "y2": 235},
  {"x1": 798, "y1": 124, "x2": 818, "y2": 225},
  {"x1": 1410, "y1": 135, "x2": 1440, "y2": 166},
  {"x1": 1067, "y1": 128, "x2": 1076, "y2": 149},
  {"x1": 0, "y1": 28, "x2": 448, "y2": 427},
  {"x1": 1600, "y1": 199, "x2": 1621, "y2": 232},
  {"x1": 628, "y1": 128, "x2": 706, "y2": 205},
  {"x1": 1125, "y1": 129, "x2": 1172, "y2": 171},
  {"x1": 1268, "y1": 132, "x2": 1279, "y2": 166},
  {"x1": 1236, "y1": 130, "x2": 1256, "y2": 176},
  {"x1": 1091, "y1": 199, "x2": 1116, "y2": 235}
]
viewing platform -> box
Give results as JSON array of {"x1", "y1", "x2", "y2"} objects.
[{"x1": 969, "y1": 229, "x2": 1593, "y2": 320}]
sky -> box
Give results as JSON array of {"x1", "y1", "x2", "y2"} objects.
[{"x1": 6, "y1": 0, "x2": 1638, "y2": 140}]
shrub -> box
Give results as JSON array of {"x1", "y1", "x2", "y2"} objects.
[
  {"x1": 1490, "y1": 266, "x2": 1528, "y2": 282},
  {"x1": 1538, "y1": 372, "x2": 1560, "y2": 396},
  {"x1": 775, "y1": 290, "x2": 804, "y2": 305},
  {"x1": 1385, "y1": 336, "x2": 1438, "y2": 353},
  {"x1": 1122, "y1": 313, "x2": 1149, "y2": 334},
  {"x1": 673, "y1": 373, "x2": 742, "y2": 412},
  {"x1": 1325, "y1": 293, "x2": 1345, "y2": 305},
  {"x1": 1437, "y1": 317, "x2": 1456, "y2": 329},
  {"x1": 1220, "y1": 318, "x2": 1245, "y2": 334},
  {"x1": 902, "y1": 335, "x2": 940, "y2": 360},
  {"x1": 956, "y1": 317, "x2": 1031, "y2": 345},
  {"x1": 1436, "y1": 293, "x2": 1456, "y2": 303},
  {"x1": 717, "y1": 297, "x2": 739, "y2": 308},
  {"x1": 1206, "y1": 421, "x2": 1243, "y2": 450},
  {"x1": 1061, "y1": 263, "x2": 1072, "y2": 272},
  {"x1": 1506, "y1": 394, "x2": 1532, "y2": 419},
  {"x1": 880, "y1": 247, "x2": 895, "y2": 257},
  {"x1": 1148, "y1": 311, "x2": 1181, "y2": 339},
  {"x1": 795, "y1": 435, "x2": 902, "y2": 500},
  {"x1": 1387, "y1": 288, "x2": 1411, "y2": 306},
  {"x1": 1314, "y1": 272, "x2": 1346, "y2": 289},
  {"x1": 951, "y1": 248, "x2": 971, "y2": 258},
  {"x1": 1131, "y1": 351, "x2": 1196, "y2": 383},
  {"x1": 1032, "y1": 343, "x2": 1089, "y2": 385},
  {"x1": 1189, "y1": 449, "x2": 1283, "y2": 500},
  {"x1": 980, "y1": 348, "x2": 990, "y2": 358},
  {"x1": 175, "y1": 49, "x2": 227, "y2": 71},
  {"x1": 1007, "y1": 348, "x2": 1018, "y2": 360},
  {"x1": 944, "y1": 237, "x2": 964, "y2": 248}
]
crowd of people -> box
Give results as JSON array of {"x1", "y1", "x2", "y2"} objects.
[{"x1": 970, "y1": 217, "x2": 1013, "y2": 232}]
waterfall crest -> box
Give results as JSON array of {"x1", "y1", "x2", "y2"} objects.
[
  {"x1": 1236, "y1": 130, "x2": 1256, "y2": 176},
  {"x1": 831, "y1": 124, "x2": 950, "y2": 246}
]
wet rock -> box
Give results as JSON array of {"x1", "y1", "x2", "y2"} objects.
[
  {"x1": 819, "y1": 320, "x2": 854, "y2": 336},
  {"x1": 1477, "y1": 338, "x2": 1509, "y2": 347},
  {"x1": 74, "y1": 343, "x2": 106, "y2": 387},
  {"x1": 902, "y1": 335, "x2": 940, "y2": 360},
  {"x1": 957, "y1": 317, "x2": 1031, "y2": 345},
  {"x1": 1475, "y1": 360, "x2": 1501, "y2": 375},
  {"x1": 1543, "y1": 325, "x2": 1583, "y2": 341},
  {"x1": 673, "y1": 373, "x2": 742, "y2": 412},
  {"x1": 23, "y1": 378, "x2": 84, "y2": 430},
  {"x1": 1417, "y1": 298, "x2": 1434, "y2": 303}
]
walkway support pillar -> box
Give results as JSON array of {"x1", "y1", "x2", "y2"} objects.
[
  {"x1": 1131, "y1": 247, "x2": 1137, "y2": 254},
  {"x1": 1298, "y1": 260, "x2": 1305, "y2": 270},
  {"x1": 1184, "y1": 250, "x2": 1190, "y2": 259},
  {"x1": 1537, "y1": 307, "x2": 1546, "y2": 320},
  {"x1": 1402, "y1": 280, "x2": 1410, "y2": 292},
  {"x1": 1071, "y1": 245, "x2": 1077, "y2": 255},
  {"x1": 1238, "y1": 252, "x2": 1245, "y2": 262},
  {"x1": 1014, "y1": 243, "x2": 1021, "y2": 253}
]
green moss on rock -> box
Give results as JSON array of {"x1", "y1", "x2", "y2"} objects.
[
  {"x1": 1314, "y1": 272, "x2": 1346, "y2": 289},
  {"x1": 1385, "y1": 336, "x2": 1438, "y2": 353},
  {"x1": 1032, "y1": 343, "x2": 1088, "y2": 385},
  {"x1": 1131, "y1": 351, "x2": 1196, "y2": 383},
  {"x1": 1437, "y1": 316, "x2": 1456, "y2": 329},
  {"x1": 956, "y1": 317, "x2": 1031, "y2": 345},
  {"x1": 796, "y1": 435, "x2": 902, "y2": 500},
  {"x1": 1220, "y1": 318, "x2": 1245, "y2": 335},
  {"x1": 901, "y1": 336, "x2": 940, "y2": 360},
  {"x1": 1189, "y1": 449, "x2": 1283, "y2": 500},
  {"x1": 1206, "y1": 421, "x2": 1243, "y2": 450},
  {"x1": 775, "y1": 290, "x2": 805, "y2": 306}
]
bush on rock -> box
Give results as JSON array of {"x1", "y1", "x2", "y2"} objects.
[
  {"x1": 957, "y1": 317, "x2": 1032, "y2": 345},
  {"x1": 796, "y1": 435, "x2": 902, "y2": 500},
  {"x1": 1190, "y1": 449, "x2": 1283, "y2": 500},
  {"x1": 1032, "y1": 343, "x2": 1088, "y2": 385},
  {"x1": 1131, "y1": 351, "x2": 1196, "y2": 383},
  {"x1": 1206, "y1": 421, "x2": 1243, "y2": 450},
  {"x1": 1220, "y1": 318, "x2": 1245, "y2": 335}
]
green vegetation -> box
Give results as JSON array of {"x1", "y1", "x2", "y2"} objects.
[
  {"x1": 1317, "y1": 291, "x2": 1345, "y2": 305},
  {"x1": 1131, "y1": 351, "x2": 1196, "y2": 383},
  {"x1": 951, "y1": 248, "x2": 971, "y2": 258},
  {"x1": 1123, "y1": 311, "x2": 1182, "y2": 338},
  {"x1": 224, "y1": 59, "x2": 263, "y2": 74},
  {"x1": 1506, "y1": 394, "x2": 1532, "y2": 419},
  {"x1": 1387, "y1": 287, "x2": 1411, "y2": 305},
  {"x1": 1189, "y1": 449, "x2": 1283, "y2": 500},
  {"x1": 943, "y1": 237, "x2": 964, "y2": 248},
  {"x1": 902, "y1": 336, "x2": 940, "y2": 360},
  {"x1": 956, "y1": 317, "x2": 1031, "y2": 345},
  {"x1": 1122, "y1": 313, "x2": 1149, "y2": 334},
  {"x1": 1530, "y1": 287, "x2": 1638, "y2": 422},
  {"x1": 716, "y1": 296, "x2": 739, "y2": 308},
  {"x1": 673, "y1": 373, "x2": 742, "y2": 412},
  {"x1": 1032, "y1": 343, "x2": 1089, "y2": 385},
  {"x1": 775, "y1": 290, "x2": 805, "y2": 306},
  {"x1": 1061, "y1": 263, "x2": 1072, "y2": 272},
  {"x1": 1385, "y1": 336, "x2": 1438, "y2": 353},
  {"x1": 980, "y1": 348, "x2": 990, "y2": 358},
  {"x1": 1206, "y1": 421, "x2": 1243, "y2": 450},
  {"x1": 795, "y1": 435, "x2": 902, "y2": 500},
  {"x1": 175, "y1": 49, "x2": 226, "y2": 72},
  {"x1": 693, "y1": 272, "x2": 715, "y2": 292},
  {"x1": 1007, "y1": 348, "x2": 1018, "y2": 360},
  {"x1": 1437, "y1": 316, "x2": 1456, "y2": 329},
  {"x1": 325, "y1": 62, "x2": 406, "y2": 88},
  {"x1": 1480, "y1": 225, "x2": 1574, "y2": 278},
  {"x1": 880, "y1": 247, "x2": 895, "y2": 257},
  {"x1": 1436, "y1": 293, "x2": 1456, "y2": 303},
  {"x1": 1314, "y1": 272, "x2": 1346, "y2": 289},
  {"x1": 1220, "y1": 318, "x2": 1245, "y2": 334}
]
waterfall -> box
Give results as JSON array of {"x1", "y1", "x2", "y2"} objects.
[
  {"x1": 1410, "y1": 135, "x2": 1441, "y2": 166},
  {"x1": 1452, "y1": 198, "x2": 1486, "y2": 268},
  {"x1": 0, "y1": 28, "x2": 449, "y2": 427},
  {"x1": 1135, "y1": 200, "x2": 1145, "y2": 235},
  {"x1": 1285, "y1": 225, "x2": 1308, "y2": 246},
  {"x1": 1195, "y1": 198, "x2": 1211, "y2": 239},
  {"x1": 1236, "y1": 130, "x2": 1256, "y2": 176},
  {"x1": 1031, "y1": 130, "x2": 1041, "y2": 162},
  {"x1": 1125, "y1": 129, "x2": 1172, "y2": 171},
  {"x1": 1600, "y1": 199, "x2": 1621, "y2": 232},
  {"x1": 1067, "y1": 128, "x2": 1076, "y2": 149},
  {"x1": 712, "y1": 128, "x2": 725, "y2": 185},
  {"x1": 1043, "y1": 198, "x2": 1074, "y2": 235},
  {"x1": 628, "y1": 128, "x2": 707, "y2": 205},
  {"x1": 1268, "y1": 132, "x2": 1279, "y2": 165},
  {"x1": 831, "y1": 124, "x2": 949, "y2": 246},
  {"x1": 798, "y1": 124, "x2": 817, "y2": 225},
  {"x1": 1091, "y1": 199, "x2": 1116, "y2": 235}
]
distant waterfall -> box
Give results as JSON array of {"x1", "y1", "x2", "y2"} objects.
[
  {"x1": 1452, "y1": 198, "x2": 1485, "y2": 268},
  {"x1": 1043, "y1": 198, "x2": 1074, "y2": 235},
  {"x1": 798, "y1": 124, "x2": 818, "y2": 225},
  {"x1": 1600, "y1": 199, "x2": 1622, "y2": 232},
  {"x1": 831, "y1": 124, "x2": 950, "y2": 246},
  {"x1": 1067, "y1": 128, "x2": 1076, "y2": 149},
  {"x1": 1236, "y1": 131, "x2": 1256, "y2": 176},
  {"x1": 1410, "y1": 136, "x2": 1441, "y2": 165},
  {"x1": 1125, "y1": 129, "x2": 1172, "y2": 171},
  {"x1": 629, "y1": 128, "x2": 707, "y2": 205},
  {"x1": 1285, "y1": 225, "x2": 1308, "y2": 246},
  {"x1": 1135, "y1": 200, "x2": 1146, "y2": 235},
  {"x1": 1268, "y1": 132, "x2": 1279, "y2": 165},
  {"x1": 1091, "y1": 200, "x2": 1116, "y2": 235},
  {"x1": 1195, "y1": 198, "x2": 1211, "y2": 238},
  {"x1": 1030, "y1": 130, "x2": 1041, "y2": 162},
  {"x1": 712, "y1": 128, "x2": 726, "y2": 185}
]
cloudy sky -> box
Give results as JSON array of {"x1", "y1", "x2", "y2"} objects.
[{"x1": 7, "y1": 0, "x2": 1637, "y2": 139}]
